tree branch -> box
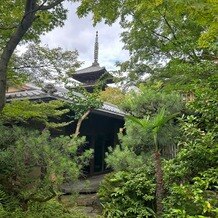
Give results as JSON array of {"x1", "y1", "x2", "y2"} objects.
[
  {"x1": 158, "y1": 10, "x2": 177, "y2": 41},
  {"x1": 151, "y1": 30, "x2": 171, "y2": 42},
  {"x1": 131, "y1": 9, "x2": 178, "y2": 51},
  {"x1": 74, "y1": 110, "x2": 91, "y2": 137},
  {"x1": 39, "y1": 0, "x2": 65, "y2": 11},
  {"x1": 12, "y1": 65, "x2": 50, "y2": 70}
]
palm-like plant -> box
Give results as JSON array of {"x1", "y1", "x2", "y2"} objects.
[{"x1": 127, "y1": 108, "x2": 178, "y2": 217}]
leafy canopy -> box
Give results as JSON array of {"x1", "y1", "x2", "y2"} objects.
[
  {"x1": 99, "y1": 87, "x2": 125, "y2": 106},
  {"x1": 0, "y1": 1, "x2": 67, "y2": 52},
  {"x1": 76, "y1": 0, "x2": 218, "y2": 86},
  {"x1": 9, "y1": 44, "x2": 81, "y2": 87},
  {"x1": 1, "y1": 100, "x2": 69, "y2": 128}
]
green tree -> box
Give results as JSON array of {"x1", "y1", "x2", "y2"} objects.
[
  {"x1": 9, "y1": 44, "x2": 81, "y2": 87},
  {"x1": 128, "y1": 108, "x2": 178, "y2": 216},
  {"x1": 76, "y1": 0, "x2": 217, "y2": 85},
  {"x1": 122, "y1": 83, "x2": 183, "y2": 117},
  {"x1": 163, "y1": 119, "x2": 218, "y2": 217},
  {"x1": 98, "y1": 167, "x2": 156, "y2": 218},
  {"x1": 80, "y1": 0, "x2": 217, "y2": 57},
  {"x1": 101, "y1": 85, "x2": 182, "y2": 216},
  {"x1": 99, "y1": 87, "x2": 125, "y2": 106},
  {"x1": 0, "y1": 0, "x2": 72, "y2": 110},
  {"x1": 0, "y1": 100, "x2": 92, "y2": 212},
  {"x1": 1, "y1": 100, "x2": 69, "y2": 127},
  {"x1": 162, "y1": 76, "x2": 218, "y2": 217},
  {"x1": 0, "y1": 126, "x2": 91, "y2": 211},
  {"x1": 66, "y1": 87, "x2": 103, "y2": 137},
  {"x1": 119, "y1": 84, "x2": 183, "y2": 160}
]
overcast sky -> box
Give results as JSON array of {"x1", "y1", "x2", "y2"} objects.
[{"x1": 40, "y1": 2, "x2": 129, "y2": 71}]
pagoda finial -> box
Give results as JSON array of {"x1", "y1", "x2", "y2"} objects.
[{"x1": 93, "y1": 31, "x2": 99, "y2": 66}]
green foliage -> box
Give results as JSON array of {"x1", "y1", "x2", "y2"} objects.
[
  {"x1": 122, "y1": 83, "x2": 183, "y2": 117},
  {"x1": 163, "y1": 168, "x2": 218, "y2": 217},
  {"x1": 163, "y1": 83, "x2": 218, "y2": 216},
  {"x1": 0, "y1": 94, "x2": 94, "y2": 215},
  {"x1": 0, "y1": 188, "x2": 19, "y2": 212},
  {"x1": 1, "y1": 100, "x2": 69, "y2": 128},
  {"x1": 99, "y1": 87, "x2": 125, "y2": 106},
  {"x1": 76, "y1": 0, "x2": 217, "y2": 85},
  {"x1": 155, "y1": 60, "x2": 218, "y2": 92},
  {"x1": 164, "y1": 79, "x2": 218, "y2": 183},
  {"x1": 0, "y1": 199, "x2": 89, "y2": 218},
  {"x1": 105, "y1": 144, "x2": 145, "y2": 172},
  {"x1": 0, "y1": 205, "x2": 8, "y2": 218},
  {"x1": 187, "y1": 80, "x2": 218, "y2": 134},
  {"x1": 120, "y1": 84, "x2": 183, "y2": 156},
  {"x1": 128, "y1": 107, "x2": 179, "y2": 149},
  {"x1": 67, "y1": 88, "x2": 102, "y2": 120},
  {"x1": 98, "y1": 167, "x2": 156, "y2": 218},
  {"x1": 7, "y1": 54, "x2": 29, "y2": 88},
  {"x1": 0, "y1": 1, "x2": 68, "y2": 51},
  {"x1": 164, "y1": 123, "x2": 217, "y2": 185},
  {"x1": 10, "y1": 44, "x2": 81, "y2": 86},
  {"x1": 100, "y1": 83, "x2": 183, "y2": 216},
  {"x1": 0, "y1": 124, "x2": 92, "y2": 211},
  {"x1": 76, "y1": 0, "x2": 121, "y2": 25}
]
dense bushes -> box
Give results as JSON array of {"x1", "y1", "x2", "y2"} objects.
[
  {"x1": 0, "y1": 199, "x2": 89, "y2": 218},
  {"x1": 163, "y1": 168, "x2": 218, "y2": 217},
  {"x1": 98, "y1": 77, "x2": 218, "y2": 217},
  {"x1": 163, "y1": 113, "x2": 218, "y2": 217},
  {"x1": 0, "y1": 124, "x2": 92, "y2": 210},
  {"x1": 99, "y1": 167, "x2": 156, "y2": 218}
]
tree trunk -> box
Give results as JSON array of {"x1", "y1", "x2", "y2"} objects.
[
  {"x1": 0, "y1": 0, "x2": 36, "y2": 111},
  {"x1": 20, "y1": 199, "x2": 29, "y2": 211},
  {"x1": 154, "y1": 151, "x2": 164, "y2": 217},
  {"x1": 0, "y1": 63, "x2": 7, "y2": 111},
  {"x1": 0, "y1": 0, "x2": 67, "y2": 111},
  {"x1": 74, "y1": 110, "x2": 90, "y2": 137}
]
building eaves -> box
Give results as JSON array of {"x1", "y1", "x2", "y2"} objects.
[
  {"x1": 74, "y1": 65, "x2": 106, "y2": 75},
  {"x1": 6, "y1": 86, "x2": 125, "y2": 119},
  {"x1": 6, "y1": 89, "x2": 50, "y2": 100}
]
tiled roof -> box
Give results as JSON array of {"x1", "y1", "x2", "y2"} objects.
[
  {"x1": 98, "y1": 102, "x2": 125, "y2": 117},
  {"x1": 74, "y1": 64, "x2": 106, "y2": 75},
  {"x1": 6, "y1": 84, "x2": 125, "y2": 119},
  {"x1": 6, "y1": 89, "x2": 48, "y2": 99}
]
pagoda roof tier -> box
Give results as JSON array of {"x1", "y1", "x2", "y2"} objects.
[
  {"x1": 72, "y1": 31, "x2": 114, "y2": 86},
  {"x1": 72, "y1": 64, "x2": 108, "y2": 82}
]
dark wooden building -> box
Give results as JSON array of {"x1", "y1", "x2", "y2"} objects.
[
  {"x1": 6, "y1": 84, "x2": 125, "y2": 176},
  {"x1": 6, "y1": 32, "x2": 123, "y2": 176}
]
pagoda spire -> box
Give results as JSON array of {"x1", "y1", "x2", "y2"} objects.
[{"x1": 92, "y1": 31, "x2": 99, "y2": 66}]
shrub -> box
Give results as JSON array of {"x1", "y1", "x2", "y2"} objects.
[
  {"x1": 163, "y1": 113, "x2": 218, "y2": 217},
  {"x1": 105, "y1": 144, "x2": 145, "y2": 172},
  {"x1": 0, "y1": 199, "x2": 89, "y2": 218},
  {"x1": 163, "y1": 168, "x2": 218, "y2": 217},
  {"x1": 98, "y1": 167, "x2": 156, "y2": 218},
  {"x1": 0, "y1": 124, "x2": 92, "y2": 211}
]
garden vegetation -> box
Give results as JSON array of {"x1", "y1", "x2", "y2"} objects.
[{"x1": 0, "y1": 0, "x2": 217, "y2": 217}]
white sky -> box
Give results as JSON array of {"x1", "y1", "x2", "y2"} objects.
[{"x1": 40, "y1": 2, "x2": 129, "y2": 71}]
